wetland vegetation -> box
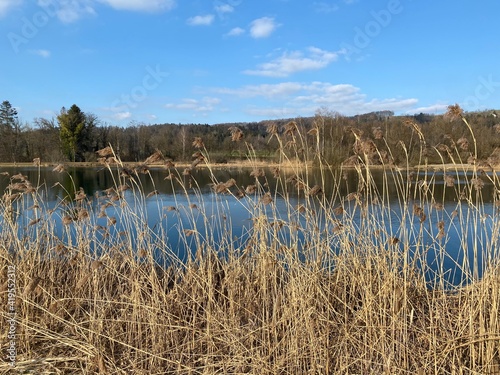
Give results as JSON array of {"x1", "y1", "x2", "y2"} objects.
[{"x1": 1, "y1": 104, "x2": 500, "y2": 373}]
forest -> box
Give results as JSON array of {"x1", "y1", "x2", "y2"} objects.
[{"x1": 1, "y1": 100, "x2": 499, "y2": 167}]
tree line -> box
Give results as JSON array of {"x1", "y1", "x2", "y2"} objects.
[{"x1": 1, "y1": 100, "x2": 499, "y2": 166}]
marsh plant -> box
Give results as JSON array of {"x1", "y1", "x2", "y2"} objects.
[{"x1": 1, "y1": 105, "x2": 500, "y2": 374}]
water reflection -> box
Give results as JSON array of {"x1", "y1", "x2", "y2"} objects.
[
  {"x1": 1, "y1": 165, "x2": 497, "y2": 202},
  {"x1": 1, "y1": 165, "x2": 498, "y2": 286}
]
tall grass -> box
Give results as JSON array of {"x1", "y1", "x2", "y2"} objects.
[{"x1": 1, "y1": 106, "x2": 500, "y2": 374}]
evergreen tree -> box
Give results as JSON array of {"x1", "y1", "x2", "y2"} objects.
[
  {"x1": 0, "y1": 100, "x2": 20, "y2": 162},
  {"x1": 0, "y1": 100, "x2": 18, "y2": 128},
  {"x1": 58, "y1": 104, "x2": 96, "y2": 161}
]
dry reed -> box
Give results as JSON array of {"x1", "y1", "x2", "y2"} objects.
[{"x1": 1, "y1": 113, "x2": 500, "y2": 374}]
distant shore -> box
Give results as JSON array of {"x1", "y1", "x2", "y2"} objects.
[
  {"x1": 0, "y1": 161, "x2": 498, "y2": 171},
  {"x1": 0, "y1": 159, "x2": 308, "y2": 170}
]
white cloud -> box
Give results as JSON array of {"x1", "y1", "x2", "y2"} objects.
[
  {"x1": 30, "y1": 49, "x2": 51, "y2": 58},
  {"x1": 362, "y1": 98, "x2": 418, "y2": 112},
  {"x1": 249, "y1": 17, "x2": 277, "y2": 38},
  {"x1": 102, "y1": 104, "x2": 126, "y2": 112},
  {"x1": 202, "y1": 97, "x2": 221, "y2": 105},
  {"x1": 113, "y1": 111, "x2": 132, "y2": 120},
  {"x1": 0, "y1": 0, "x2": 22, "y2": 16},
  {"x1": 244, "y1": 47, "x2": 343, "y2": 77},
  {"x1": 36, "y1": 0, "x2": 96, "y2": 23},
  {"x1": 187, "y1": 14, "x2": 214, "y2": 26},
  {"x1": 313, "y1": 2, "x2": 339, "y2": 13},
  {"x1": 98, "y1": 0, "x2": 175, "y2": 12},
  {"x1": 226, "y1": 27, "x2": 244, "y2": 36},
  {"x1": 165, "y1": 97, "x2": 220, "y2": 113},
  {"x1": 212, "y1": 81, "x2": 419, "y2": 118},
  {"x1": 214, "y1": 82, "x2": 303, "y2": 99},
  {"x1": 35, "y1": 0, "x2": 174, "y2": 23},
  {"x1": 2, "y1": 0, "x2": 174, "y2": 21},
  {"x1": 165, "y1": 98, "x2": 197, "y2": 110},
  {"x1": 214, "y1": 4, "x2": 233, "y2": 14},
  {"x1": 246, "y1": 106, "x2": 300, "y2": 118},
  {"x1": 406, "y1": 103, "x2": 449, "y2": 114}
]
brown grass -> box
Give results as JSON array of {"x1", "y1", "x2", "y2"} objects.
[{"x1": 1, "y1": 110, "x2": 500, "y2": 374}]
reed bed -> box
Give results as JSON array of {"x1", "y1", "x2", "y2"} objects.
[{"x1": 1, "y1": 106, "x2": 500, "y2": 374}]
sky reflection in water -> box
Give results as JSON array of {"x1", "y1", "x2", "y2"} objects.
[{"x1": 1, "y1": 166, "x2": 498, "y2": 286}]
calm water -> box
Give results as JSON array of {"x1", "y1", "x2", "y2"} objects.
[{"x1": 1, "y1": 165, "x2": 498, "y2": 285}]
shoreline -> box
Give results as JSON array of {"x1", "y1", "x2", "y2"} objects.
[
  {"x1": 0, "y1": 161, "x2": 498, "y2": 172},
  {"x1": 0, "y1": 160, "x2": 309, "y2": 170}
]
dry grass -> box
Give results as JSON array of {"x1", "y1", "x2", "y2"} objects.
[{"x1": 1, "y1": 108, "x2": 500, "y2": 374}]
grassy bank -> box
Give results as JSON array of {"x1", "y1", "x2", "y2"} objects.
[{"x1": 1, "y1": 111, "x2": 500, "y2": 374}]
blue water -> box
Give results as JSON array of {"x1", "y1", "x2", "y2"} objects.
[{"x1": 1, "y1": 166, "x2": 498, "y2": 286}]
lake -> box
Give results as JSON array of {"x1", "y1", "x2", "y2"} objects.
[{"x1": 1, "y1": 164, "x2": 499, "y2": 286}]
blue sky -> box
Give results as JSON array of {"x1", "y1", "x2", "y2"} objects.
[{"x1": 1, "y1": 0, "x2": 499, "y2": 126}]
